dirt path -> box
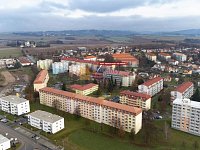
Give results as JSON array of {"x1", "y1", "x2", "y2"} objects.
[{"x1": 0, "y1": 71, "x2": 15, "y2": 86}]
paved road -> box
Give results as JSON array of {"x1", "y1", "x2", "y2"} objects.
[{"x1": 0, "y1": 122, "x2": 48, "y2": 150}]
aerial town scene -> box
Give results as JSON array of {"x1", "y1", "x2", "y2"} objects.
[{"x1": 0, "y1": 0, "x2": 200, "y2": 150}]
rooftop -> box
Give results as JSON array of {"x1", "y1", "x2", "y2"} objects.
[
  {"x1": 120, "y1": 90, "x2": 151, "y2": 101},
  {"x1": 34, "y1": 70, "x2": 48, "y2": 84},
  {"x1": 147, "y1": 52, "x2": 156, "y2": 56},
  {"x1": 112, "y1": 53, "x2": 138, "y2": 63},
  {"x1": 40, "y1": 87, "x2": 142, "y2": 115},
  {"x1": 28, "y1": 110, "x2": 64, "y2": 123},
  {"x1": 84, "y1": 56, "x2": 96, "y2": 59},
  {"x1": 104, "y1": 70, "x2": 132, "y2": 76},
  {"x1": 159, "y1": 52, "x2": 171, "y2": 57},
  {"x1": 18, "y1": 57, "x2": 32, "y2": 64},
  {"x1": 0, "y1": 134, "x2": 10, "y2": 144},
  {"x1": 0, "y1": 95, "x2": 28, "y2": 104},
  {"x1": 175, "y1": 82, "x2": 193, "y2": 93},
  {"x1": 173, "y1": 98, "x2": 200, "y2": 109},
  {"x1": 142, "y1": 77, "x2": 163, "y2": 87},
  {"x1": 70, "y1": 83, "x2": 98, "y2": 91}
]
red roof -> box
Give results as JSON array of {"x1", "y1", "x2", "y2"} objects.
[
  {"x1": 120, "y1": 90, "x2": 151, "y2": 101},
  {"x1": 70, "y1": 83, "x2": 98, "y2": 91},
  {"x1": 84, "y1": 56, "x2": 96, "y2": 59},
  {"x1": 40, "y1": 87, "x2": 142, "y2": 115},
  {"x1": 176, "y1": 82, "x2": 193, "y2": 93},
  {"x1": 147, "y1": 53, "x2": 156, "y2": 56},
  {"x1": 159, "y1": 52, "x2": 171, "y2": 57},
  {"x1": 142, "y1": 77, "x2": 163, "y2": 87},
  {"x1": 112, "y1": 53, "x2": 138, "y2": 63},
  {"x1": 34, "y1": 70, "x2": 48, "y2": 84},
  {"x1": 18, "y1": 57, "x2": 32, "y2": 64}
]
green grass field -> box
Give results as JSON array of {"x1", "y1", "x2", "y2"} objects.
[
  {"x1": 0, "y1": 48, "x2": 23, "y2": 58},
  {"x1": 29, "y1": 102, "x2": 200, "y2": 150}
]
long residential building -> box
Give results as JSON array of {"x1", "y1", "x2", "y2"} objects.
[
  {"x1": 172, "y1": 98, "x2": 200, "y2": 136},
  {"x1": 39, "y1": 87, "x2": 142, "y2": 134},
  {"x1": 138, "y1": 77, "x2": 163, "y2": 97},
  {"x1": 120, "y1": 90, "x2": 151, "y2": 110},
  {"x1": 70, "y1": 83, "x2": 99, "y2": 95},
  {"x1": 37, "y1": 59, "x2": 53, "y2": 70},
  {"x1": 27, "y1": 110, "x2": 64, "y2": 134},
  {"x1": 173, "y1": 53, "x2": 187, "y2": 62},
  {"x1": 0, "y1": 134, "x2": 10, "y2": 150},
  {"x1": 0, "y1": 95, "x2": 30, "y2": 116},
  {"x1": 146, "y1": 53, "x2": 157, "y2": 62},
  {"x1": 171, "y1": 82, "x2": 194, "y2": 104},
  {"x1": 33, "y1": 70, "x2": 49, "y2": 92},
  {"x1": 158, "y1": 52, "x2": 171, "y2": 61},
  {"x1": 103, "y1": 70, "x2": 136, "y2": 87}
]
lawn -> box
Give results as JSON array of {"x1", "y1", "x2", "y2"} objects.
[{"x1": 0, "y1": 48, "x2": 23, "y2": 58}]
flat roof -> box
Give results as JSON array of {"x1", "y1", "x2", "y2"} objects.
[
  {"x1": 0, "y1": 134, "x2": 10, "y2": 144},
  {"x1": 29, "y1": 110, "x2": 64, "y2": 123},
  {"x1": 0, "y1": 95, "x2": 28, "y2": 104},
  {"x1": 173, "y1": 98, "x2": 200, "y2": 109}
]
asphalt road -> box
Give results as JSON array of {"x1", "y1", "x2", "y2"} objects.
[{"x1": 0, "y1": 122, "x2": 48, "y2": 150}]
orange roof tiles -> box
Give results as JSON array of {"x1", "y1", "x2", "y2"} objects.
[
  {"x1": 40, "y1": 87, "x2": 142, "y2": 115},
  {"x1": 104, "y1": 70, "x2": 132, "y2": 76},
  {"x1": 120, "y1": 90, "x2": 151, "y2": 101},
  {"x1": 70, "y1": 83, "x2": 98, "y2": 91},
  {"x1": 147, "y1": 53, "x2": 156, "y2": 56},
  {"x1": 142, "y1": 77, "x2": 163, "y2": 87},
  {"x1": 112, "y1": 53, "x2": 138, "y2": 63},
  {"x1": 34, "y1": 70, "x2": 48, "y2": 84},
  {"x1": 175, "y1": 82, "x2": 193, "y2": 93},
  {"x1": 159, "y1": 52, "x2": 171, "y2": 57},
  {"x1": 84, "y1": 56, "x2": 96, "y2": 59}
]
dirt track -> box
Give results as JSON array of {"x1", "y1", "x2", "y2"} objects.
[{"x1": 0, "y1": 71, "x2": 15, "y2": 86}]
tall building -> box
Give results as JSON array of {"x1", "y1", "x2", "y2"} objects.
[
  {"x1": 171, "y1": 82, "x2": 194, "y2": 104},
  {"x1": 172, "y1": 98, "x2": 200, "y2": 136},
  {"x1": 0, "y1": 134, "x2": 10, "y2": 150},
  {"x1": 103, "y1": 70, "x2": 136, "y2": 87},
  {"x1": 69, "y1": 63, "x2": 86, "y2": 76},
  {"x1": 138, "y1": 77, "x2": 163, "y2": 97},
  {"x1": 158, "y1": 53, "x2": 171, "y2": 61},
  {"x1": 70, "y1": 83, "x2": 99, "y2": 95},
  {"x1": 0, "y1": 95, "x2": 30, "y2": 116},
  {"x1": 39, "y1": 87, "x2": 142, "y2": 134},
  {"x1": 52, "y1": 61, "x2": 69, "y2": 75},
  {"x1": 28, "y1": 110, "x2": 64, "y2": 134},
  {"x1": 37, "y1": 59, "x2": 53, "y2": 70},
  {"x1": 146, "y1": 53, "x2": 157, "y2": 62},
  {"x1": 173, "y1": 53, "x2": 187, "y2": 62},
  {"x1": 120, "y1": 90, "x2": 151, "y2": 110},
  {"x1": 33, "y1": 70, "x2": 49, "y2": 92}
]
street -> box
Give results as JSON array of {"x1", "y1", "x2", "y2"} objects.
[{"x1": 0, "y1": 122, "x2": 48, "y2": 150}]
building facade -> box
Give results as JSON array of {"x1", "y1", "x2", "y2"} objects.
[
  {"x1": 172, "y1": 98, "x2": 200, "y2": 136},
  {"x1": 103, "y1": 70, "x2": 136, "y2": 87},
  {"x1": 70, "y1": 83, "x2": 99, "y2": 95},
  {"x1": 120, "y1": 90, "x2": 151, "y2": 110},
  {"x1": 33, "y1": 70, "x2": 49, "y2": 92},
  {"x1": 52, "y1": 61, "x2": 69, "y2": 75},
  {"x1": 146, "y1": 53, "x2": 157, "y2": 62},
  {"x1": 39, "y1": 87, "x2": 142, "y2": 134},
  {"x1": 138, "y1": 77, "x2": 163, "y2": 97},
  {"x1": 0, "y1": 95, "x2": 30, "y2": 116},
  {"x1": 171, "y1": 82, "x2": 194, "y2": 104},
  {"x1": 158, "y1": 53, "x2": 171, "y2": 61},
  {"x1": 28, "y1": 110, "x2": 64, "y2": 134},
  {"x1": 37, "y1": 59, "x2": 53, "y2": 70},
  {"x1": 0, "y1": 134, "x2": 10, "y2": 150},
  {"x1": 173, "y1": 53, "x2": 187, "y2": 62}
]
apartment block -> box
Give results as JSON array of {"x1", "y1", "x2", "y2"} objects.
[
  {"x1": 52, "y1": 61, "x2": 69, "y2": 75},
  {"x1": 138, "y1": 77, "x2": 163, "y2": 97},
  {"x1": 120, "y1": 90, "x2": 151, "y2": 110},
  {"x1": 172, "y1": 98, "x2": 200, "y2": 136},
  {"x1": 173, "y1": 53, "x2": 187, "y2": 62},
  {"x1": 33, "y1": 70, "x2": 49, "y2": 92},
  {"x1": 171, "y1": 82, "x2": 194, "y2": 104},
  {"x1": 69, "y1": 63, "x2": 86, "y2": 76},
  {"x1": 158, "y1": 52, "x2": 171, "y2": 61},
  {"x1": 103, "y1": 70, "x2": 136, "y2": 87},
  {"x1": 0, "y1": 95, "x2": 30, "y2": 116},
  {"x1": 28, "y1": 110, "x2": 64, "y2": 134},
  {"x1": 37, "y1": 59, "x2": 53, "y2": 70},
  {"x1": 70, "y1": 83, "x2": 99, "y2": 95},
  {"x1": 39, "y1": 87, "x2": 142, "y2": 134},
  {"x1": 146, "y1": 53, "x2": 157, "y2": 62},
  {"x1": 0, "y1": 134, "x2": 10, "y2": 150}
]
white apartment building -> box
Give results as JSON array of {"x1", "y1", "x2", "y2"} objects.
[
  {"x1": 172, "y1": 98, "x2": 200, "y2": 136},
  {"x1": 120, "y1": 90, "x2": 151, "y2": 110},
  {"x1": 138, "y1": 77, "x2": 163, "y2": 97},
  {"x1": 0, "y1": 96, "x2": 30, "y2": 116},
  {"x1": 33, "y1": 70, "x2": 49, "y2": 92},
  {"x1": 39, "y1": 87, "x2": 142, "y2": 134},
  {"x1": 158, "y1": 52, "x2": 171, "y2": 61},
  {"x1": 37, "y1": 59, "x2": 53, "y2": 70},
  {"x1": 171, "y1": 82, "x2": 194, "y2": 104},
  {"x1": 103, "y1": 70, "x2": 136, "y2": 87},
  {"x1": 27, "y1": 110, "x2": 64, "y2": 134},
  {"x1": 0, "y1": 134, "x2": 10, "y2": 150},
  {"x1": 173, "y1": 53, "x2": 187, "y2": 62},
  {"x1": 146, "y1": 53, "x2": 157, "y2": 62},
  {"x1": 69, "y1": 63, "x2": 86, "y2": 76},
  {"x1": 52, "y1": 61, "x2": 69, "y2": 75}
]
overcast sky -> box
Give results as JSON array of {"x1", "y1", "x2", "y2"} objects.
[{"x1": 1, "y1": 0, "x2": 200, "y2": 32}]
